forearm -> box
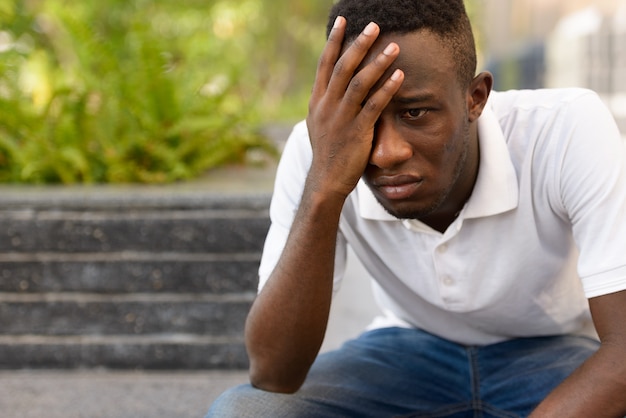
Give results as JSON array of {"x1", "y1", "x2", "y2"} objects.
[
  {"x1": 245, "y1": 17, "x2": 404, "y2": 394},
  {"x1": 532, "y1": 290, "x2": 626, "y2": 417},
  {"x1": 530, "y1": 343, "x2": 626, "y2": 417},
  {"x1": 245, "y1": 182, "x2": 346, "y2": 393}
]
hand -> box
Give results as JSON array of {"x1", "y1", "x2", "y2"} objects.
[{"x1": 306, "y1": 17, "x2": 404, "y2": 198}]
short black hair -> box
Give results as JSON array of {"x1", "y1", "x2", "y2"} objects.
[{"x1": 326, "y1": 0, "x2": 477, "y2": 88}]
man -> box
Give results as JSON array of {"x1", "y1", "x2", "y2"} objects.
[{"x1": 208, "y1": 0, "x2": 626, "y2": 416}]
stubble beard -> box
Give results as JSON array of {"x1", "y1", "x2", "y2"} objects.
[{"x1": 376, "y1": 123, "x2": 472, "y2": 221}]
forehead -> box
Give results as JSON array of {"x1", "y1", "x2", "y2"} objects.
[{"x1": 355, "y1": 30, "x2": 460, "y2": 93}]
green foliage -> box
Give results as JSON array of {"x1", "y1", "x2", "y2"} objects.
[
  {"x1": 0, "y1": 0, "x2": 280, "y2": 184},
  {"x1": 0, "y1": 0, "x2": 482, "y2": 184}
]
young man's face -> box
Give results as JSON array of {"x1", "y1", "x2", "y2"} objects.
[{"x1": 360, "y1": 30, "x2": 481, "y2": 227}]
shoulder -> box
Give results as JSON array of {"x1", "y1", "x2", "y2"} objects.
[
  {"x1": 489, "y1": 87, "x2": 604, "y2": 116},
  {"x1": 488, "y1": 88, "x2": 611, "y2": 136},
  {"x1": 488, "y1": 88, "x2": 617, "y2": 152}
]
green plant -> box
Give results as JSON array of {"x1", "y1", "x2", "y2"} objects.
[
  {"x1": 0, "y1": 0, "x2": 277, "y2": 184},
  {"x1": 0, "y1": 0, "x2": 482, "y2": 184}
]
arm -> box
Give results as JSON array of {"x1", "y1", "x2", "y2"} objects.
[
  {"x1": 245, "y1": 17, "x2": 404, "y2": 394},
  {"x1": 530, "y1": 289, "x2": 626, "y2": 417}
]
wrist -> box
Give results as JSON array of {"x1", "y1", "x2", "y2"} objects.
[{"x1": 304, "y1": 173, "x2": 354, "y2": 206}]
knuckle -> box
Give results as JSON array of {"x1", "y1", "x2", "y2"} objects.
[
  {"x1": 349, "y1": 76, "x2": 364, "y2": 92},
  {"x1": 374, "y1": 53, "x2": 391, "y2": 69},
  {"x1": 332, "y1": 59, "x2": 347, "y2": 77},
  {"x1": 317, "y1": 53, "x2": 333, "y2": 70},
  {"x1": 363, "y1": 98, "x2": 380, "y2": 113},
  {"x1": 380, "y1": 80, "x2": 396, "y2": 94},
  {"x1": 308, "y1": 97, "x2": 324, "y2": 115},
  {"x1": 350, "y1": 36, "x2": 367, "y2": 52}
]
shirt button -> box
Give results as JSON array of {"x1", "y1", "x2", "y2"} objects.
[{"x1": 442, "y1": 276, "x2": 455, "y2": 286}]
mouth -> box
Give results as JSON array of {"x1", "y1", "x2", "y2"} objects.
[{"x1": 371, "y1": 175, "x2": 423, "y2": 201}]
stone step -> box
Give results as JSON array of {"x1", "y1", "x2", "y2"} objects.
[
  {"x1": 0, "y1": 253, "x2": 259, "y2": 293},
  {"x1": 0, "y1": 334, "x2": 248, "y2": 369},
  {"x1": 0, "y1": 209, "x2": 270, "y2": 253},
  {"x1": 0, "y1": 187, "x2": 271, "y2": 369},
  {"x1": 0, "y1": 187, "x2": 273, "y2": 211},
  {"x1": 0, "y1": 293, "x2": 253, "y2": 336}
]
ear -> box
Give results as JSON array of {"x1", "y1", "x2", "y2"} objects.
[{"x1": 466, "y1": 72, "x2": 493, "y2": 123}]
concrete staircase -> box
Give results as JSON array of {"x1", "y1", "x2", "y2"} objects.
[{"x1": 0, "y1": 185, "x2": 271, "y2": 370}]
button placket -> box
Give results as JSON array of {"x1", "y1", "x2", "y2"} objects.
[{"x1": 432, "y1": 236, "x2": 466, "y2": 309}]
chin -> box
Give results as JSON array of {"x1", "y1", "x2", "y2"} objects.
[{"x1": 380, "y1": 201, "x2": 436, "y2": 220}]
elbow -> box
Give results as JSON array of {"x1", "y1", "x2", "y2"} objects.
[{"x1": 248, "y1": 360, "x2": 307, "y2": 394}]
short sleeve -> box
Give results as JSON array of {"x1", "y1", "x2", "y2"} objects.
[{"x1": 558, "y1": 92, "x2": 626, "y2": 297}]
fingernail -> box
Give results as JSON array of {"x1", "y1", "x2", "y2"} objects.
[
  {"x1": 363, "y1": 22, "x2": 377, "y2": 36},
  {"x1": 333, "y1": 16, "x2": 343, "y2": 29},
  {"x1": 383, "y1": 43, "x2": 397, "y2": 56},
  {"x1": 391, "y1": 69, "x2": 402, "y2": 81}
]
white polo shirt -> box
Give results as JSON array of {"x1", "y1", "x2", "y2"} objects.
[{"x1": 259, "y1": 88, "x2": 626, "y2": 345}]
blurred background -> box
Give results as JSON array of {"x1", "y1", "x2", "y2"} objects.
[
  {"x1": 0, "y1": 0, "x2": 624, "y2": 185},
  {"x1": 481, "y1": 0, "x2": 626, "y2": 134},
  {"x1": 0, "y1": 2, "x2": 625, "y2": 415}
]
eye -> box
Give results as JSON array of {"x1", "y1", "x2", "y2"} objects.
[{"x1": 401, "y1": 108, "x2": 429, "y2": 120}]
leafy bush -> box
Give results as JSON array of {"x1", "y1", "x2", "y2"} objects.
[{"x1": 0, "y1": 0, "x2": 280, "y2": 184}]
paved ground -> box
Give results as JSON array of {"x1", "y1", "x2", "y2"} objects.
[
  {"x1": 0, "y1": 249, "x2": 381, "y2": 418},
  {"x1": 0, "y1": 370, "x2": 247, "y2": 418}
]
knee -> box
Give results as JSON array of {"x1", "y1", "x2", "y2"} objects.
[
  {"x1": 206, "y1": 384, "x2": 256, "y2": 418},
  {"x1": 206, "y1": 382, "x2": 318, "y2": 418},
  {"x1": 207, "y1": 383, "x2": 303, "y2": 418}
]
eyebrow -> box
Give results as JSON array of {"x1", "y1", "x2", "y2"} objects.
[{"x1": 392, "y1": 93, "x2": 437, "y2": 105}]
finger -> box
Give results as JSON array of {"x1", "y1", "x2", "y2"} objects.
[
  {"x1": 356, "y1": 69, "x2": 405, "y2": 127},
  {"x1": 342, "y1": 42, "x2": 400, "y2": 108},
  {"x1": 325, "y1": 21, "x2": 381, "y2": 99},
  {"x1": 311, "y1": 16, "x2": 346, "y2": 99}
]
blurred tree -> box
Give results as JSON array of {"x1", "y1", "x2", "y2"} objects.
[
  {"x1": 0, "y1": 0, "x2": 482, "y2": 184},
  {"x1": 0, "y1": 0, "x2": 278, "y2": 184},
  {"x1": 209, "y1": 0, "x2": 332, "y2": 121}
]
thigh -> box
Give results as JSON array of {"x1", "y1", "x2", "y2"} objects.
[
  {"x1": 207, "y1": 327, "x2": 475, "y2": 418},
  {"x1": 306, "y1": 327, "x2": 475, "y2": 416},
  {"x1": 476, "y1": 335, "x2": 600, "y2": 416}
]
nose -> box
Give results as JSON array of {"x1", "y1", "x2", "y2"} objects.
[{"x1": 369, "y1": 119, "x2": 413, "y2": 169}]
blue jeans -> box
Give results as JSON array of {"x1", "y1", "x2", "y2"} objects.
[{"x1": 207, "y1": 327, "x2": 599, "y2": 417}]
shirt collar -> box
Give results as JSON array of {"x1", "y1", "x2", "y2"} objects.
[{"x1": 356, "y1": 102, "x2": 519, "y2": 222}]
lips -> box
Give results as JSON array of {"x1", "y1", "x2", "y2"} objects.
[{"x1": 371, "y1": 175, "x2": 423, "y2": 200}]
